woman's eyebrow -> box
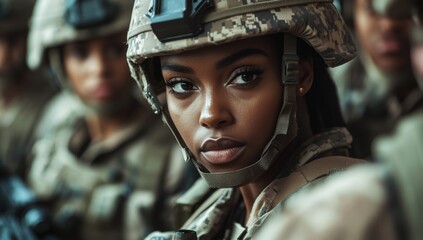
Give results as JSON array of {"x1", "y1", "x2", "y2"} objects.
[
  {"x1": 161, "y1": 48, "x2": 268, "y2": 73},
  {"x1": 216, "y1": 49, "x2": 269, "y2": 69},
  {"x1": 161, "y1": 63, "x2": 194, "y2": 74}
]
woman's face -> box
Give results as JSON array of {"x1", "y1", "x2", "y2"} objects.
[
  {"x1": 354, "y1": 0, "x2": 412, "y2": 72},
  {"x1": 0, "y1": 33, "x2": 26, "y2": 79},
  {"x1": 63, "y1": 32, "x2": 132, "y2": 114},
  {"x1": 160, "y1": 36, "x2": 283, "y2": 173}
]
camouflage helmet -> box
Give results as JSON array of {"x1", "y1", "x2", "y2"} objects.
[
  {"x1": 27, "y1": 0, "x2": 134, "y2": 71},
  {"x1": 127, "y1": 0, "x2": 356, "y2": 188},
  {"x1": 0, "y1": 0, "x2": 35, "y2": 35}
]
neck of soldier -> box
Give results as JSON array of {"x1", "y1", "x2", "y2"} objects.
[
  {"x1": 238, "y1": 98, "x2": 313, "y2": 225},
  {"x1": 85, "y1": 100, "x2": 141, "y2": 142}
]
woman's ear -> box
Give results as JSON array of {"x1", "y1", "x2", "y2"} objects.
[{"x1": 297, "y1": 56, "x2": 314, "y2": 96}]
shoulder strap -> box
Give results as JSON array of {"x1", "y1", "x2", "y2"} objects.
[
  {"x1": 296, "y1": 156, "x2": 367, "y2": 182},
  {"x1": 271, "y1": 156, "x2": 368, "y2": 208}
]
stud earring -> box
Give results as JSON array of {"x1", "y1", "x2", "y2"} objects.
[{"x1": 298, "y1": 87, "x2": 304, "y2": 94}]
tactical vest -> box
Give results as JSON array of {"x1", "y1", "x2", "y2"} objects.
[
  {"x1": 29, "y1": 113, "x2": 188, "y2": 240},
  {"x1": 178, "y1": 156, "x2": 365, "y2": 240}
]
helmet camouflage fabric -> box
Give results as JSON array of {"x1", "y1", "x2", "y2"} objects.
[
  {"x1": 27, "y1": 0, "x2": 134, "y2": 71},
  {"x1": 0, "y1": 0, "x2": 35, "y2": 35},
  {"x1": 127, "y1": 0, "x2": 356, "y2": 188},
  {"x1": 127, "y1": 0, "x2": 355, "y2": 67}
]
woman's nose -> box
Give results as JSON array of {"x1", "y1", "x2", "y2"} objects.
[
  {"x1": 199, "y1": 91, "x2": 234, "y2": 129},
  {"x1": 86, "y1": 51, "x2": 108, "y2": 76}
]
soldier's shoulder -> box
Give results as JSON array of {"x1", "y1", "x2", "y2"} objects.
[{"x1": 36, "y1": 91, "x2": 84, "y2": 139}]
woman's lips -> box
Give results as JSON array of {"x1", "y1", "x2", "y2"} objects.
[
  {"x1": 200, "y1": 138, "x2": 245, "y2": 164},
  {"x1": 375, "y1": 35, "x2": 408, "y2": 55},
  {"x1": 91, "y1": 85, "x2": 113, "y2": 100}
]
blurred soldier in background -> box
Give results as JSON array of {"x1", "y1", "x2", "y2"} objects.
[
  {"x1": 25, "y1": 0, "x2": 197, "y2": 239},
  {"x1": 0, "y1": 0, "x2": 56, "y2": 178},
  {"x1": 332, "y1": 0, "x2": 419, "y2": 159},
  {"x1": 256, "y1": 0, "x2": 423, "y2": 239}
]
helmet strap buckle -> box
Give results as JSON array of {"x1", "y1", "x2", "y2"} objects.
[{"x1": 282, "y1": 34, "x2": 299, "y2": 86}]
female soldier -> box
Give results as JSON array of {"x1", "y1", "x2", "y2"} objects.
[
  {"x1": 126, "y1": 0, "x2": 364, "y2": 239},
  {"x1": 26, "y1": 0, "x2": 197, "y2": 239}
]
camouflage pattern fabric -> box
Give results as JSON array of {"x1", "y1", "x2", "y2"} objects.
[
  {"x1": 127, "y1": 0, "x2": 356, "y2": 100},
  {"x1": 27, "y1": 0, "x2": 134, "y2": 70},
  {"x1": 28, "y1": 107, "x2": 192, "y2": 240},
  {"x1": 34, "y1": 90, "x2": 83, "y2": 140},
  {"x1": 145, "y1": 127, "x2": 356, "y2": 240},
  {"x1": 254, "y1": 164, "x2": 398, "y2": 240},
  {"x1": 125, "y1": 0, "x2": 358, "y2": 189},
  {"x1": 251, "y1": 107, "x2": 423, "y2": 240},
  {"x1": 127, "y1": 0, "x2": 355, "y2": 67}
]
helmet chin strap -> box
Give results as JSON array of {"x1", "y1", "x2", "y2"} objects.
[
  {"x1": 140, "y1": 34, "x2": 300, "y2": 188},
  {"x1": 48, "y1": 49, "x2": 72, "y2": 90}
]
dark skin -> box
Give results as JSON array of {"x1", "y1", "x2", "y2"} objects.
[
  {"x1": 160, "y1": 35, "x2": 314, "y2": 222},
  {"x1": 354, "y1": 0, "x2": 412, "y2": 72},
  {"x1": 0, "y1": 32, "x2": 28, "y2": 109},
  {"x1": 63, "y1": 32, "x2": 139, "y2": 141},
  {"x1": 411, "y1": 27, "x2": 423, "y2": 82}
]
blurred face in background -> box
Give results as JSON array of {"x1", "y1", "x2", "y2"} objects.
[
  {"x1": 0, "y1": 32, "x2": 26, "y2": 82},
  {"x1": 63, "y1": 32, "x2": 133, "y2": 115},
  {"x1": 354, "y1": 0, "x2": 413, "y2": 72}
]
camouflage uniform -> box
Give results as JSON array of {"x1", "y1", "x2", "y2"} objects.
[
  {"x1": 127, "y1": 0, "x2": 361, "y2": 239},
  {"x1": 127, "y1": 0, "x2": 356, "y2": 187},
  {"x1": 146, "y1": 128, "x2": 365, "y2": 240},
  {"x1": 25, "y1": 0, "x2": 198, "y2": 239},
  {"x1": 254, "y1": 164, "x2": 398, "y2": 240},
  {"x1": 331, "y1": 52, "x2": 421, "y2": 159},
  {"x1": 331, "y1": 0, "x2": 422, "y2": 159},
  {"x1": 254, "y1": 113, "x2": 423, "y2": 240},
  {"x1": 0, "y1": 0, "x2": 56, "y2": 177},
  {"x1": 28, "y1": 106, "x2": 192, "y2": 240},
  {"x1": 255, "y1": 1, "x2": 423, "y2": 239},
  {"x1": 34, "y1": 90, "x2": 83, "y2": 139}
]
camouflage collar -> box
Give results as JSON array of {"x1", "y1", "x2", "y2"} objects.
[
  {"x1": 175, "y1": 128, "x2": 353, "y2": 240},
  {"x1": 294, "y1": 127, "x2": 353, "y2": 167}
]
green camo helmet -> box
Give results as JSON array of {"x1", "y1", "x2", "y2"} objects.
[
  {"x1": 27, "y1": 0, "x2": 134, "y2": 71},
  {"x1": 127, "y1": 0, "x2": 356, "y2": 188},
  {"x1": 0, "y1": 0, "x2": 35, "y2": 35}
]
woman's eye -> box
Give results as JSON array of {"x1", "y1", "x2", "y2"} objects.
[
  {"x1": 230, "y1": 67, "x2": 263, "y2": 85},
  {"x1": 165, "y1": 79, "x2": 197, "y2": 96},
  {"x1": 66, "y1": 45, "x2": 88, "y2": 59},
  {"x1": 105, "y1": 44, "x2": 125, "y2": 57}
]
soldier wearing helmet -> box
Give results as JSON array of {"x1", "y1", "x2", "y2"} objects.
[
  {"x1": 26, "y1": 0, "x2": 197, "y2": 239},
  {"x1": 126, "y1": 0, "x2": 366, "y2": 239},
  {"x1": 0, "y1": 0, "x2": 56, "y2": 178},
  {"x1": 331, "y1": 0, "x2": 419, "y2": 159}
]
